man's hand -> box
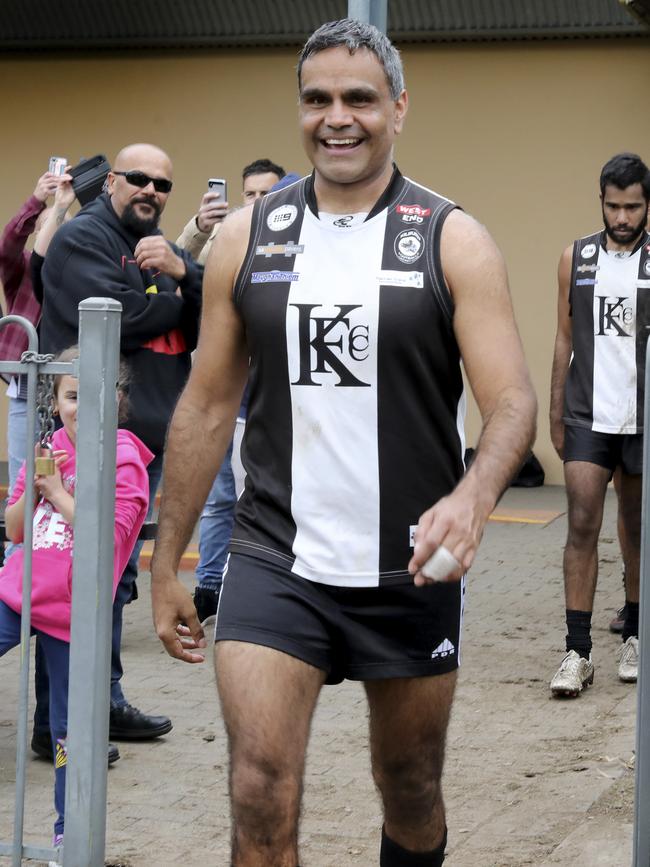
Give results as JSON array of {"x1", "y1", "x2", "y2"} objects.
[
  {"x1": 151, "y1": 571, "x2": 207, "y2": 663},
  {"x1": 550, "y1": 416, "x2": 565, "y2": 459},
  {"x1": 196, "y1": 191, "x2": 229, "y2": 234},
  {"x1": 408, "y1": 478, "x2": 492, "y2": 586},
  {"x1": 33, "y1": 172, "x2": 59, "y2": 203},
  {"x1": 135, "y1": 236, "x2": 187, "y2": 281}
]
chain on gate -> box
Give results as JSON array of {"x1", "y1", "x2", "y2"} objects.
[{"x1": 22, "y1": 350, "x2": 56, "y2": 475}]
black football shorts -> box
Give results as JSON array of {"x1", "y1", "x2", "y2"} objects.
[
  {"x1": 215, "y1": 553, "x2": 464, "y2": 684},
  {"x1": 563, "y1": 425, "x2": 643, "y2": 475}
]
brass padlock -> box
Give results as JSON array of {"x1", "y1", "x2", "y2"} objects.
[{"x1": 35, "y1": 446, "x2": 55, "y2": 476}]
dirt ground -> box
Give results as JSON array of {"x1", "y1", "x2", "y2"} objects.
[{"x1": 0, "y1": 485, "x2": 638, "y2": 865}]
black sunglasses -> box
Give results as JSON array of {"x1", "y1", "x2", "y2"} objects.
[{"x1": 113, "y1": 170, "x2": 173, "y2": 193}]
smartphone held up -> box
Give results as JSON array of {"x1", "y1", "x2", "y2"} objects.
[{"x1": 208, "y1": 178, "x2": 227, "y2": 201}]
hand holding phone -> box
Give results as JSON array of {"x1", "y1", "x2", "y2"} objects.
[{"x1": 197, "y1": 179, "x2": 229, "y2": 233}]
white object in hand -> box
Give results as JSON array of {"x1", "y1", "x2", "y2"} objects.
[{"x1": 421, "y1": 545, "x2": 460, "y2": 581}]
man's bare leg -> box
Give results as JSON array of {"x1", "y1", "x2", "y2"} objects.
[
  {"x1": 551, "y1": 460, "x2": 611, "y2": 694},
  {"x1": 215, "y1": 642, "x2": 325, "y2": 867},
  {"x1": 563, "y1": 461, "x2": 611, "y2": 611},
  {"x1": 617, "y1": 472, "x2": 641, "y2": 606},
  {"x1": 365, "y1": 671, "x2": 457, "y2": 861}
]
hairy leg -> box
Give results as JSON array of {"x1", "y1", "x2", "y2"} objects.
[
  {"x1": 618, "y1": 472, "x2": 641, "y2": 604},
  {"x1": 365, "y1": 671, "x2": 457, "y2": 852},
  {"x1": 215, "y1": 641, "x2": 325, "y2": 867},
  {"x1": 563, "y1": 461, "x2": 611, "y2": 611}
]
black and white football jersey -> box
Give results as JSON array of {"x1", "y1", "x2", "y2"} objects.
[
  {"x1": 230, "y1": 169, "x2": 466, "y2": 587},
  {"x1": 565, "y1": 230, "x2": 650, "y2": 434}
]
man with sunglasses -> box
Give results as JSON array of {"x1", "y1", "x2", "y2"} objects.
[{"x1": 40, "y1": 142, "x2": 203, "y2": 742}]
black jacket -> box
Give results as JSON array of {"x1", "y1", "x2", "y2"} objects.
[{"x1": 40, "y1": 193, "x2": 203, "y2": 454}]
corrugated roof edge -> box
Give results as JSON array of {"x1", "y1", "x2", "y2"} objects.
[{"x1": 0, "y1": 26, "x2": 647, "y2": 51}]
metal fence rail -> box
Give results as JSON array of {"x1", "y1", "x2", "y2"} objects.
[
  {"x1": 634, "y1": 334, "x2": 650, "y2": 866},
  {"x1": 0, "y1": 298, "x2": 122, "y2": 866}
]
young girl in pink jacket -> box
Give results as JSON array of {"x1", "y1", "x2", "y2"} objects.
[{"x1": 0, "y1": 348, "x2": 153, "y2": 864}]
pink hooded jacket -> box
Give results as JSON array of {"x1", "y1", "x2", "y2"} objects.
[{"x1": 0, "y1": 427, "x2": 153, "y2": 642}]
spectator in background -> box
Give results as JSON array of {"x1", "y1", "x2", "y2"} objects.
[
  {"x1": 176, "y1": 158, "x2": 288, "y2": 626},
  {"x1": 0, "y1": 169, "x2": 96, "y2": 766},
  {"x1": 0, "y1": 170, "x2": 74, "y2": 497},
  {"x1": 40, "y1": 142, "x2": 203, "y2": 742},
  {"x1": 177, "y1": 158, "x2": 286, "y2": 265}
]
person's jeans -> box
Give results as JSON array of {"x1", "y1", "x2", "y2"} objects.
[
  {"x1": 0, "y1": 601, "x2": 69, "y2": 836},
  {"x1": 110, "y1": 452, "x2": 163, "y2": 708},
  {"x1": 195, "y1": 440, "x2": 237, "y2": 592}
]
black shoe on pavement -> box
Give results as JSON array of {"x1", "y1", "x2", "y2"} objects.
[
  {"x1": 31, "y1": 730, "x2": 120, "y2": 765},
  {"x1": 109, "y1": 704, "x2": 172, "y2": 741},
  {"x1": 609, "y1": 605, "x2": 627, "y2": 634},
  {"x1": 193, "y1": 586, "x2": 220, "y2": 627}
]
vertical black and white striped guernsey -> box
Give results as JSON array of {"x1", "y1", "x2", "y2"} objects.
[
  {"x1": 565, "y1": 230, "x2": 650, "y2": 434},
  {"x1": 230, "y1": 169, "x2": 466, "y2": 588}
]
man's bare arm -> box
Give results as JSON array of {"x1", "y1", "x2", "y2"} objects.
[
  {"x1": 409, "y1": 210, "x2": 537, "y2": 583},
  {"x1": 150, "y1": 207, "x2": 252, "y2": 662},
  {"x1": 549, "y1": 246, "x2": 573, "y2": 459}
]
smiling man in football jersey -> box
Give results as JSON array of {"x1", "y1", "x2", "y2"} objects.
[{"x1": 152, "y1": 18, "x2": 536, "y2": 866}]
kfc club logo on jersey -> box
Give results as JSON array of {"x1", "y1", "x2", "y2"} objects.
[
  {"x1": 396, "y1": 204, "x2": 431, "y2": 224},
  {"x1": 289, "y1": 303, "x2": 371, "y2": 387}
]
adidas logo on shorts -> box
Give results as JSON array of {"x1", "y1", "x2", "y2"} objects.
[{"x1": 431, "y1": 639, "x2": 455, "y2": 659}]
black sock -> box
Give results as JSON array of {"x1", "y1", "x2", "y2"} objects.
[
  {"x1": 565, "y1": 609, "x2": 592, "y2": 659},
  {"x1": 622, "y1": 601, "x2": 639, "y2": 642},
  {"x1": 380, "y1": 826, "x2": 447, "y2": 866}
]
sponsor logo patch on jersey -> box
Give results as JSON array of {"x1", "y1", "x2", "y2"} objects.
[
  {"x1": 267, "y1": 204, "x2": 298, "y2": 232},
  {"x1": 581, "y1": 243, "x2": 597, "y2": 259},
  {"x1": 577, "y1": 264, "x2": 598, "y2": 273},
  {"x1": 576, "y1": 278, "x2": 596, "y2": 286},
  {"x1": 644, "y1": 260, "x2": 650, "y2": 276},
  {"x1": 396, "y1": 205, "x2": 431, "y2": 217},
  {"x1": 255, "y1": 242, "x2": 304, "y2": 258},
  {"x1": 333, "y1": 215, "x2": 354, "y2": 228},
  {"x1": 396, "y1": 205, "x2": 431, "y2": 224},
  {"x1": 377, "y1": 270, "x2": 424, "y2": 288},
  {"x1": 394, "y1": 229, "x2": 425, "y2": 264},
  {"x1": 251, "y1": 270, "x2": 300, "y2": 283}
]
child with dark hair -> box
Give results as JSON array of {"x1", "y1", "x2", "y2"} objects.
[{"x1": 0, "y1": 348, "x2": 152, "y2": 864}]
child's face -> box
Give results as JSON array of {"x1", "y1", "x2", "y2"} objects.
[{"x1": 54, "y1": 375, "x2": 78, "y2": 444}]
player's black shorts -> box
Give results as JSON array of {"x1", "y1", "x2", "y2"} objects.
[
  {"x1": 563, "y1": 425, "x2": 643, "y2": 474},
  {"x1": 215, "y1": 553, "x2": 464, "y2": 685}
]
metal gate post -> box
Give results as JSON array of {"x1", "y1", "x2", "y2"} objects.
[
  {"x1": 62, "y1": 298, "x2": 122, "y2": 867},
  {"x1": 348, "y1": 0, "x2": 388, "y2": 32},
  {"x1": 634, "y1": 333, "x2": 650, "y2": 867}
]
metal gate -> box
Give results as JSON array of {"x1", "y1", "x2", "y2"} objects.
[{"x1": 0, "y1": 298, "x2": 121, "y2": 866}]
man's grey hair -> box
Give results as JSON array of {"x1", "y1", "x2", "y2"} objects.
[{"x1": 297, "y1": 18, "x2": 405, "y2": 100}]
